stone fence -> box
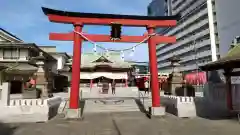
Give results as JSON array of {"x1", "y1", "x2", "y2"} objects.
[
  {"x1": 162, "y1": 95, "x2": 196, "y2": 118},
  {"x1": 0, "y1": 96, "x2": 62, "y2": 123},
  {"x1": 9, "y1": 99, "x2": 46, "y2": 106},
  {"x1": 161, "y1": 83, "x2": 240, "y2": 118}
]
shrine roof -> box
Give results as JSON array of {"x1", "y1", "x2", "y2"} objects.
[
  {"x1": 65, "y1": 52, "x2": 131, "y2": 68},
  {"x1": 201, "y1": 43, "x2": 240, "y2": 71},
  {"x1": 42, "y1": 7, "x2": 179, "y2": 21},
  {"x1": 81, "y1": 52, "x2": 131, "y2": 68}
]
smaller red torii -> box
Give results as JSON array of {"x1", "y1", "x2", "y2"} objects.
[{"x1": 42, "y1": 7, "x2": 178, "y2": 111}]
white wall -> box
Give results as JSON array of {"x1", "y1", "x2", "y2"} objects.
[
  {"x1": 52, "y1": 54, "x2": 66, "y2": 70},
  {"x1": 57, "y1": 57, "x2": 63, "y2": 70}
]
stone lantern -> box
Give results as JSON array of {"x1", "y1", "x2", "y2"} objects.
[
  {"x1": 33, "y1": 52, "x2": 53, "y2": 98},
  {"x1": 170, "y1": 56, "x2": 181, "y2": 73},
  {"x1": 167, "y1": 56, "x2": 183, "y2": 95}
]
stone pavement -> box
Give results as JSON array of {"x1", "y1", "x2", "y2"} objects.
[{"x1": 1, "y1": 112, "x2": 240, "y2": 135}]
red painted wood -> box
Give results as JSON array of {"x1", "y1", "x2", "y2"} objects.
[
  {"x1": 148, "y1": 27, "x2": 161, "y2": 107},
  {"x1": 47, "y1": 14, "x2": 177, "y2": 27},
  {"x1": 49, "y1": 32, "x2": 176, "y2": 43},
  {"x1": 69, "y1": 25, "x2": 82, "y2": 109}
]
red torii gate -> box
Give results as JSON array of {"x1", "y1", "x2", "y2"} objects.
[{"x1": 42, "y1": 7, "x2": 177, "y2": 110}]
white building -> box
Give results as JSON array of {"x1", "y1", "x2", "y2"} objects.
[{"x1": 148, "y1": 0, "x2": 220, "y2": 73}]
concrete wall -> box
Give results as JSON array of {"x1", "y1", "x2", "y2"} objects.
[
  {"x1": 215, "y1": 0, "x2": 240, "y2": 57},
  {"x1": 51, "y1": 54, "x2": 67, "y2": 70}
]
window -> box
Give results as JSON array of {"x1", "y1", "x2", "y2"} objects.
[{"x1": 3, "y1": 48, "x2": 20, "y2": 59}]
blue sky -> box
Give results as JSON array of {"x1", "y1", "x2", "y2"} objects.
[{"x1": 0, "y1": 0, "x2": 152, "y2": 62}]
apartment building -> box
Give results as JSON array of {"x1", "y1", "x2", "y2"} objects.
[{"x1": 148, "y1": 0, "x2": 220, "y2": 74}]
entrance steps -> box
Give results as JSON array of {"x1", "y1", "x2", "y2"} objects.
[
  {"x1": 83, "y1": 99, "x2": 140, "y2": 113},
  {"x1": 81, "y1": 87, "x2": 139, "y2": 99}
]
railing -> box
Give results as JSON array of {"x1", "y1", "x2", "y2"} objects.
[{"x1": 138, "y1": 91, "x2": 145, "y2": 106}]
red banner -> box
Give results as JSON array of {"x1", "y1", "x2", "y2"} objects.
[{"x1": 184, "y1": 71, "x2": 207, "y2": 85}]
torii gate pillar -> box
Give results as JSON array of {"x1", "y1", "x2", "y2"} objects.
[
  {"x1": 147, "y1": 27, "x2": 160, "y2": 107},
  {"x1": 69, "y1": 24, "x2": 83, "y2": 109}
]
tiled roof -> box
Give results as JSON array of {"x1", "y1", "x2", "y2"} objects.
[
  {"x1": 0, "y1": 28, "x2": 22, "y2": 42},
  {"x1": 68, "y1": 52, "x2": 132, "y2": 68},
  {"x1": 0, "y1": 62, "x2": 38, "y2": 74}
]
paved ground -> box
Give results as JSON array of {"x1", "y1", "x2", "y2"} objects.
[{"x1": 1, "y1": 112, "x2": 240, "y2": 135}]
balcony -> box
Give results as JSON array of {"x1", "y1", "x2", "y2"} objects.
[
  {"x1": 158, "y1": 62, "x2": 171, "y2": 69},
  {"x1": 157, "y1": 28, "x2": 210, "y2": 59},
  {"x1": 157, "y1": 19, "x2": 209, "y2": 56},
  {"x1": 166, "y1": 8, "x2": 208, "y2": 36},
  {"x1": 172, "y1": 0, "x2": 183, "y2": 9},
  {"x1": 180, "y1": 49, "x2": 212, "y2": 64},
  {"x1": 175, "y1": 18, "x2": 209, "y2": 39},
  {"x1": 158, "y1": 27, "x2": 210, "y2": 55},
  {"x1": 172, "y1": 0, "x2": 195, "y2": 15},
  {"x1": 179, "y1": 0, "x2": 206, "y2": 17}
]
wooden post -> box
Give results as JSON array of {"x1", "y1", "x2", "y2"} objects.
[{"x1": 224, "y1": 69, "x2": 233, "y2": 111}]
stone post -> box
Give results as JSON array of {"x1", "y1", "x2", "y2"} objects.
[
  {"x1": 168, "y1": 56, "x2": 183, "y2": 96},
  {"x1": 0, "y1": 82, "x2": 11, "y2": 106}
]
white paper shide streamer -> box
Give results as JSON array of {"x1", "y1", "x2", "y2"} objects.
[
  {"x1": 121, "y1": 51, "x2": 124, "y2": 60},
  {"x1": 93, "y1": 43, "x2": 97, "y2": 52}
]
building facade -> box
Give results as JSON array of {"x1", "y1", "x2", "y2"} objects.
[
  {"x1": 62, "y1": 52, "x2": 132, "y2": 88},
  {"x1": 213, "y1": 0, "x2": 240, "y2": 56},
  {"x1": 148, "y1": 0, "x2": 220, "y2": 73},
  {"x1": 0, "y1": 28, "x2": 61, "y2": 96}
]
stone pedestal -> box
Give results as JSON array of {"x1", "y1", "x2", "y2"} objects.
[
  {"x1": 168, "y1": 73, "x2": 183, "y2": 95},
  {"x1": 150, "y1": 106, "x2": 166, "y2": 116},
  {"x1": 65, "y1": 108, "x2": 81, "y2": 119}
]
